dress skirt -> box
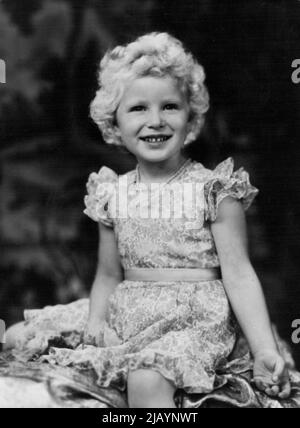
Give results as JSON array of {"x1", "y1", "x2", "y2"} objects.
[
  {"x1": 1, "y1": 278, "x2": 300, "y2": 408},
  {"x1": 21, "y1": 279, "x2": 236, "y2": 395}
]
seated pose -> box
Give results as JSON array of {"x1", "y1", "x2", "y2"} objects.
[{"x1": 3, "y1": 33, "x2": 300, "y2": 409}]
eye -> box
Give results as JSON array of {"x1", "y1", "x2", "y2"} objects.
[
  {"x1": 129, "y1": 105, "x2": 146, "y2": 112},
  {"x1": 164, "y1": 103, "x2": 179, "y2": 110}
]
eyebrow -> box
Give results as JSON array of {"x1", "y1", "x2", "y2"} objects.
[
  {"x1": 126, "y1": 97, "x2": 183, "y2": 106},
  {"x1": 126, "y1": 99, "x2": 147, "y2": 105}
]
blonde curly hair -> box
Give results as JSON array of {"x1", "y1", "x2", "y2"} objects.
[{"x1": 90, "y1": 32, "x2": 210, "y2": 146}]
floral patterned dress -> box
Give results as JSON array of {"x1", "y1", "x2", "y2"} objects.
[{"x1": 2, "y1": 157, "x2": 300, "y2": 408}]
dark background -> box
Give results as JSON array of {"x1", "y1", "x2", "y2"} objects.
[{"x1": 1, "y1": 0, "x2": 300, "y2": 365}]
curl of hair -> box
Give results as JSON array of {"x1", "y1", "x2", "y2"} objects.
[{"x1": 90, "y1": 33, "x2": 210, "y2": 146}]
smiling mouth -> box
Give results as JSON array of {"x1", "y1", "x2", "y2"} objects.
[{"x1": 140, "y1": 135, "x2": 172, "y2": 143}]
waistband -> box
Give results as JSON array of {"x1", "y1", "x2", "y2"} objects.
[{"x1": 124, "y1": 268, "x2": 221, "y2": 282}]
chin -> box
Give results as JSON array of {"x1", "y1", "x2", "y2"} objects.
[
  {"x1": 140, "y1": 146, "x2": 176, "y2": 156},
  {"x1": 138, "y1": 152, "x2": 171, "y2": 162}
]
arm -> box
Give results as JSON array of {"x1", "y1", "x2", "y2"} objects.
[
  {"x1": 211, "y1": 196, "x2": 290, "y2": 398},
  {"x1": 85, "y1": 221, "x2": 123, "y2": 344},
  {"x1": 211, "y1": 197, "x2": 276, "y2": 355}
]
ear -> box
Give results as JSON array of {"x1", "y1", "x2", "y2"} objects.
[
  {"x1": 112, "y1": 111, "x2": 122, "y2": 137},
  {"x1": 113, "y1": 125, "x2": 122, "y2": 138},
  {"x1": 186, "y1": 119, "x2": 194, "y2": 135},
  {"x1": 184, "y1": 129, "x2": 196, "y2": 146}
]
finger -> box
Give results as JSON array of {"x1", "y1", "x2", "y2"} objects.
[
  {"x1": 254, "y1": 378, "x2": 268, "y2": 392},
  {"x1": 272, "y1": 359, "x2": 285, "y2": 383},
  {"x1": 265, "y1": 387, "x2": 278, "y2": 397},
  {"x1": 84, "y1": 334, "x2": 97, "y2": 346},
  {"x1": 96, "y1": 331, "x2": 105, "y2": 348},
  {"x1": 279, "y1": 381, "x2": 291, "y2": 400},
  {"x1": 270, "y1": 385, "x2": 280, "y2": 396}
]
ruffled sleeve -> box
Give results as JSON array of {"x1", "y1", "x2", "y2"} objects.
[
  {"x1": 83, "y1": 166, "x2": 118, "y2": 228},
  {"x1": 204, "y1": 157, "x2": 259, "y2": 222}
]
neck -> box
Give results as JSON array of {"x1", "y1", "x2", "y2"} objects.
[{"x1": 137, "y1": 154, "x2": 190, "y2": 184}]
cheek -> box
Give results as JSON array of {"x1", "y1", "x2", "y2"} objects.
[
  {"x1": 171, "y1": 113, "x2": 190, "y2": 133},
  {"x1": 117, "y1": 119, "x2": 143, "y2": 143},
  {"x1": 124, "y1": 115, "x2": 144, "y2": 130},
  {"x1": 117, "y1": 118, "x2": 134, "y2": 135}
]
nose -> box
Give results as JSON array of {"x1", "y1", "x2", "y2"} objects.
[{"x1": 147, "y1": 108, "x2": 165, "y2": 128}]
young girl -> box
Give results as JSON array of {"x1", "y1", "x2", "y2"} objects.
[{"x1": 4, "y1": 32, "x2": 299, "y2": 408}]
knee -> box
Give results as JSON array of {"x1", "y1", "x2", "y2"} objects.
[
  {"x1": 3, "y1": 322, "x2": 26, "y2": 350},
  {"x1": 127, "y1": 370, "x2": 173, "y2": 408}
]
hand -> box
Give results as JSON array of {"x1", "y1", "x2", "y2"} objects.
[
  {"x1": 253, "y1": 349, "x2": 291, "y2": 399},
  {"x1": 82, "y1": 319, "x2": 106, "y2": 348}
]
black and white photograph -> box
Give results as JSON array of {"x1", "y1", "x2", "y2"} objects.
[{"x1": 1, "y1": 0, "x2": 300, "y2": 410}]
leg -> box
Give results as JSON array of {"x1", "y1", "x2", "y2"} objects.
[
  {"x1": 0, "y1": 377, "x2": 57, "y2": 408},
  {"x1": 3, "y1": 322, "x2": 27, "y2": 350},
  {"x1": 127, "y1": 369, "x2": 177, "y2": 408}
]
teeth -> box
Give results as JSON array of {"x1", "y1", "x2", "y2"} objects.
[{"x1": 142, "y1": 136, "x2": 170, "y2": 143}]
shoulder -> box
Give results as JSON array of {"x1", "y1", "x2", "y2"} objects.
[
  {"x1": 83, "y1": 165, "x2": 118, "y2": 224},
  {"x1": 86, "y1": 165, "x2": 119, "y2": 188},
  {"x1": 85, "y1": 165, "x2": 121, "y2": 197},
  {"x1": 195, "y1": 156, "x2": 257, "y2": 185},
  {"x1": 189, "y1": 157, "x2": 235, "y2": 180},
  {"x1": 119, "y1": 168, "x2": 137, "y2": 185},
  {"x1": 184, "y1": 159, "x2": 212, "y2": 183},
  {"x1": 184, "y1": 158, "x2": 236, "y2": 185},
  {"x1": 201, "y1": 157, "x2": 259, "y2": 222}
]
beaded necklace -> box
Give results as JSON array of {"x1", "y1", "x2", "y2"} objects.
[{"x1": 135, "y1": 158, "x2": 192, "y2": 186}]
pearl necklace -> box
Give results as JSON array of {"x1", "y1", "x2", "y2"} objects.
[{"x1": 135, "y1": 158, "x2": 192, "y2": 186}]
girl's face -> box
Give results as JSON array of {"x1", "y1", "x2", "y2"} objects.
[{"x1": 115, "y1": 75, "x2": 191, "y2": 164}]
